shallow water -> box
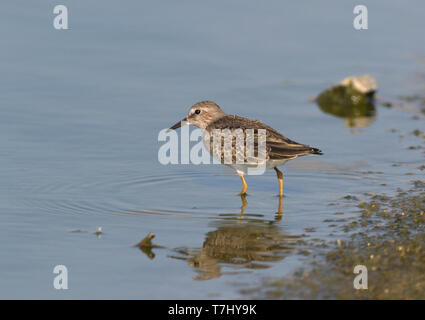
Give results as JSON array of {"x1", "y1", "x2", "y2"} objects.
[{"x1": 0, "y1": 1, "x2": 424, "y2": 298}]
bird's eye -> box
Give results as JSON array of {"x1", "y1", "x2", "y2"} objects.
[{"x1": 195, "y1": 109, "x2": 201, "y2": 115}]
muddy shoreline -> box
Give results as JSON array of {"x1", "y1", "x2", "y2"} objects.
[{"x1": 242, "y1": 93, "x2": 425, "y2": 299}]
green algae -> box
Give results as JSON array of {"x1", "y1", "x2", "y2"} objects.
[
  {"x1": 315, "y1": 83, "x2": 376, "y2": 128},
  {"x1": 134, "y1": 232, "x2": 166, "y2": 259}
]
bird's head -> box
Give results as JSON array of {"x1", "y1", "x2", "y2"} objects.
[{"x1": 169, "y1": 101, "x2": 225, "y2": 131}]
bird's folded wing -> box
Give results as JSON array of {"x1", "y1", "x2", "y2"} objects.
[{"x1": 267, "y1": 142, "x2": 321, "y2": 160}]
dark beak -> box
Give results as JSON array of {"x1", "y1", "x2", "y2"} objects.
[{"x1": 167, "y1": 118, "x2": 187, "y2": 132}]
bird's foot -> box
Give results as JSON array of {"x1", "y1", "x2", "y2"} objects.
[
  {"x1": 234, "y1": 192, "x2": 250, "y2": 196},
  {"x1": 274, "y1": 194, "x2": 286, "y2": 198}
]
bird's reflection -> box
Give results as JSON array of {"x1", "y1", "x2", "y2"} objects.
[
  {"x1": 239, "y1": 194, "x2": 282, "y2": 220},
  {"x1": 168, "y1": 195, "x2": 301, "y2": 280}
]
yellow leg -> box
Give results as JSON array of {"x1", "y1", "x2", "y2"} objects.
[
  {"x1": 275, "y1": 194, "x2": 283, "y2": 221},
  {"x1": 240, "y1": 194, "x2": 247, "y2": 215},
  {"x1": 237, "y1": 171, "x2": 248, "y2": 195},
  {"x1": 274, "y1": 167, "x2": 283, "y2": 197}
]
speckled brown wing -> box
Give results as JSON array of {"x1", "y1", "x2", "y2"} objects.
[{"x1": 204, "y1": 115, "x2": 322, "y2": 164}]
